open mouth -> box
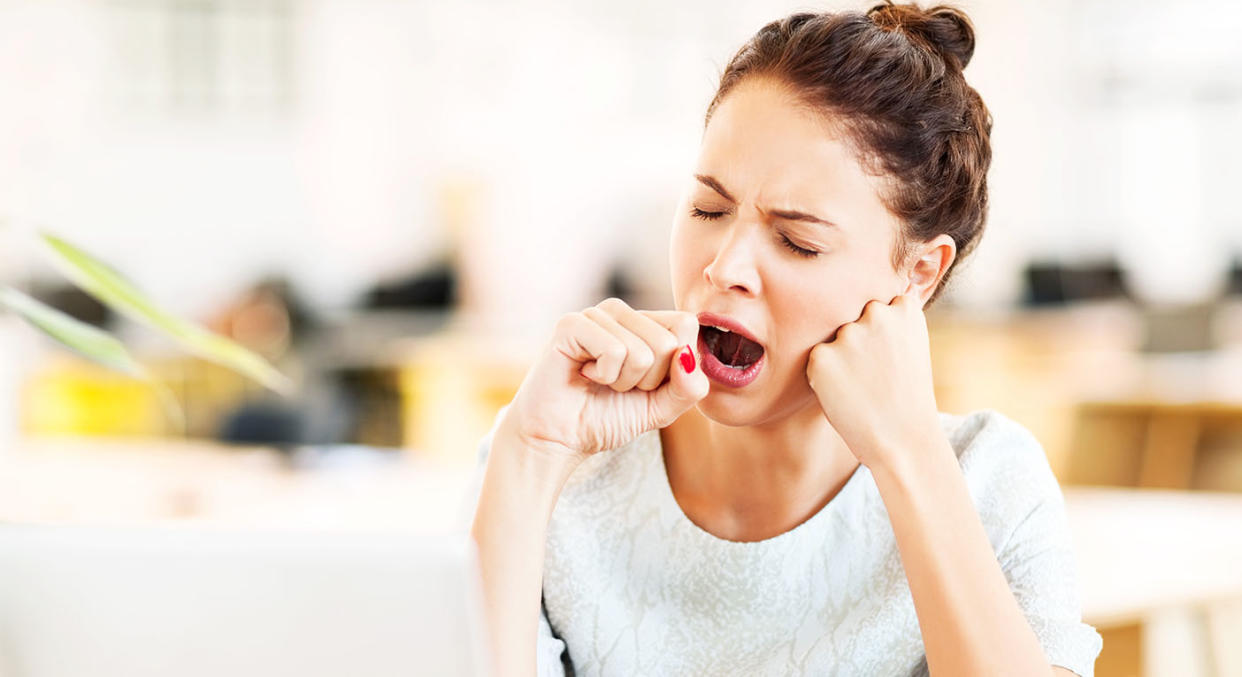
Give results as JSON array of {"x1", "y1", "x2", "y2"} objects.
[{"x1": 700, "y1": 325, "x2": 765, "y2": 369}]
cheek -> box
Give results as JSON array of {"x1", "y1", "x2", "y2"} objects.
[{"x1": 771, "y1": 274, "x2": 867, "y2": 350}]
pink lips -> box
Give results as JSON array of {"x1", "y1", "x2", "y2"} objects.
[
  {"x1": 698, "y1": 334, "x2": 765, "y2": 387},
  {"x1": 696, "y1": 312, "x2": 764, "y2": 347},
  {"x1": 696, "y1": 311, "x2": 766, "y2": 388}
]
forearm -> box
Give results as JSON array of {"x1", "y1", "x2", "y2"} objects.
[
  {"x1": 870, "y1": 438, "x2": 1049, "y2": 676},
  {"x1": 470, "y1": 418, "x2": 580, "y2": 677}
]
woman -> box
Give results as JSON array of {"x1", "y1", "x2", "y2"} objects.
[{"x1": 469, "y1": 2, "x2": 1103, "y2": 676}]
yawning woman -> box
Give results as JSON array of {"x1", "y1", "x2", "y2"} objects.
[{"x1": 469, "y1": 3, "x2": 1104, "y2": 675}]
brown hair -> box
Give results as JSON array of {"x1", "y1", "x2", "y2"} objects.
[{"x1": 705, "y1": 1, "x2": 992, "y2": 305}]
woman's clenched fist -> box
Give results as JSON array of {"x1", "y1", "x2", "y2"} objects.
[{"x1": 501, "y1": 297, "x2": 710, "y2": 466}]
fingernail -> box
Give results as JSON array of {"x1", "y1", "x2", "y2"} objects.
[{"x1": 679, "y1": 344, "x2": 695, "y2": 373}]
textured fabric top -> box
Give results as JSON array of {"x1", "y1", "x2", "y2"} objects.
[{"x1": 469, "y1": 405, "x2": 1103, "y2": 677}]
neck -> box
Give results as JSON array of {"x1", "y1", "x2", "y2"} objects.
[{"x1": 661, "y1": 399, "x2": 860, "y2": 536}]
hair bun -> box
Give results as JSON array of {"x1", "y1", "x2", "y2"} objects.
[{"x1": 867, "y1": 2, "x2": 976, "y2": 70}]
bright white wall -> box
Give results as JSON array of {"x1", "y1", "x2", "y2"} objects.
[{"x1": 1, "y1": 0, "x2": 1238, "y2": 332}]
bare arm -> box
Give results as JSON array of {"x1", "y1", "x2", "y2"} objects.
[
  {"x1": 470, "y1": 414, "x2": 581, "y2": 677},
  {"x1": 870, "y1": 436, "x2": 1052, "y2": 677},
  {"x1": 467, "y1": 299, "x2": 705, "y2": 676}
]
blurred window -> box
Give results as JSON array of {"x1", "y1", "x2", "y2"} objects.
[{"x1": 106, "y1": 0, "x2": 294, "y2": 117}]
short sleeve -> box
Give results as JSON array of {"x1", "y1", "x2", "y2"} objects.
[
  {"x1": 459, "y1": 403, "x2": 571, "y2": 677},
  {"x1": 536, "y1": 598, "x2": 571, "y2": 677},
  {"x1": 988, "y1": 420, "x2": 1104, "y2": 677}
]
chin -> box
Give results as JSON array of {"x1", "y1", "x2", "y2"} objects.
[
  {"x1": 695, "y1": 380, "x2": 819, "y2": 429},
  {"x1": 694, "y1": 387, "x2": 773, "y2": 428}
]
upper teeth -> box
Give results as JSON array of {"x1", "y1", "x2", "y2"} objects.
[{"x1": 711, "y1": 325, "x2": 731, "y2": 333}]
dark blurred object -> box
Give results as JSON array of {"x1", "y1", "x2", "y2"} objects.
[
  {"x1": 218, "y1": 400, "x2": 302, "y2": 447},
  {"x1": 1228, "y1": 258, "x2": 1242, "y2": 296},
  {"x1": 362, "y1": 260, "x2": 455, "y2": 310},
  {"x1": 1022, "y1": 260, "x2": 1128, "y2": 306},
  {"x1": 1140, "y1": 302, "x2": 1216, "y2": 352},
  {"x1": 218, "y1": 379, "x2": 357, "y2": 449},
  {"x1": 605, "y1": 264, "x2": 637, "y2": 304},
  {"x1": 335, "y1": 366, "x2": 403, "y2": 447},
  {"x1": 207, "y1": 275, "x2": 318, "y2": 360},
  {"x1": 219, "y1": 263, "x2": 458, "y2": 448},
  {"x1": 211, "y1": 276, "x2": 333, "y2": 447},
  {"x1": 28, "y1": 282, "x2": 113, "y2": 328}
]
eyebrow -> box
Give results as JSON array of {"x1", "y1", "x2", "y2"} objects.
[{"x1": 694, "y1": 174, "x2": 838, "y2": 229}]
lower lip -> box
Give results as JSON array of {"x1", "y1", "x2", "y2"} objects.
[{"x1": 697, "y1": 334, "x2": 765, "y2": 388}]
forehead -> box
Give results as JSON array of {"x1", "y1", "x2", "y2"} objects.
[{"x1": 698, "y1": 78, "x2": 893, "y2": 225}]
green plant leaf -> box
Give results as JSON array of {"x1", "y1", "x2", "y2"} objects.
[
  {"x1": 0, "y1": 286, "x2": 144, "y2": 377},
  {"x1": 1, "y1": 285, "x2": 190, "y2": 432},
  {"x1": 39, "y1": 232, "x2": 294, "y2": 396},
  {"x1": 0, "y1": 285, "x2": 188, "y2": 433}
]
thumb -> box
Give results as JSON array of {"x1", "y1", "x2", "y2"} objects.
[{"x1": 647, "y1": 343, "x2": 709, "y2": 429}]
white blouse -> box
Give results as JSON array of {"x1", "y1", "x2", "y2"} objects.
[{"x1": 469, "y1": 404, "x2": 1103, "y2": 676}]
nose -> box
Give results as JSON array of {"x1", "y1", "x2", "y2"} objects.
[{"x1": 703, "y1": 220, "x2": 761, "y2": 296}]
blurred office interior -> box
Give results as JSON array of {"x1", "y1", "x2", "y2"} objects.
[{"x1": 1, "y1": 0, "x2": 1242, "y2": 675}]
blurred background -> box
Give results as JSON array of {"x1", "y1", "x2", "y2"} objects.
[{"x1": 1, "y1": 0, "x2": 1241, "y2": 675}]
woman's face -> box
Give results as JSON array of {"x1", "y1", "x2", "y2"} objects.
[{"x1": 670, "y1": 76, "x2": 913, "y2": 427}]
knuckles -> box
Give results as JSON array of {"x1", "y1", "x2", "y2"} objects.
[
  {"x1": 556, "y1": 311, "x2": 583, "y2": 334},
  {"x1": 656, "y1": 335, "x2": 681, "y2": 359},
  {"x1": 807, "y1": 342, "x2": 833, "y2": 367},
  {"x1": 863, "y1": 298, "x2": 890, "y2": 318},
  {"x1": 598, "y1": 297, "x2": 628, "y2": 313},
  {"x1": 630, "y1": 347, "x2": 655, "y2": 370},
  {"x1": 577, "y1": 302, "x2": 700, "y2": 364},
  {"x1": 602, "y1": 344, "x2": 626, "y2": 363}
]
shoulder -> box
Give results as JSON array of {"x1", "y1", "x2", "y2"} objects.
[
  {"x1": 939, "y1": 408, "x2": 1058, "y2": 488},
  {"x1": 937, "y1": 409, "x2": 1066, "y2": 541},
  {"x1": 940, "y1": 408, "x2": 1044, "y2": 461},
  {"x1": 939, "y1": 411, "x2": 1104, "y2": 671}
]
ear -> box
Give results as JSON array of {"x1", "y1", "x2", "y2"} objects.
[{"x1": 901, "y1": 234, "x2": 956, "y2": 305}]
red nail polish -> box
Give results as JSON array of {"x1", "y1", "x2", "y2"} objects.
[{"x1": 679, "y1": 345, "x2": 695, "y2": 373}]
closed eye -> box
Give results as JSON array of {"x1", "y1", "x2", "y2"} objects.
[
  {"x1": 779, "y1": 235, "x2": 819, "y2": 258},
  {"x1": 690, "y1": 207, "x2": 821, "y2": 259},
  {"x1": 690, "y1": 207, "x2": 725, "y2": 220}
]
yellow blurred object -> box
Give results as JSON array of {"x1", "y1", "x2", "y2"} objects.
[
  {"x1": 397, "y1": 329, "x2": 536, "y2": 464},
  {"x1": 21, "y1": 353, "x2": 260, "y2": 439},
  {"x1": 22, "y1": 355, "x2": 166, "y2": 436},
  {"x1": 146, "y1": 356, "x2": 256, "y2": 439}
]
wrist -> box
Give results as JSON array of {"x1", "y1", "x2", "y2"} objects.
[
  {"x1": 868, "y1": 431, "x2": 958, "y2": 495},
  {"x1": 493, "y1": 414, "x2": 583, "y2": 490},
  {"x1": 473, "y1": 422, "x2": 583, "y2": 545}
]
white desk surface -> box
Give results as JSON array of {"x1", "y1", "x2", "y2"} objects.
[
  {"x1": 0, "y1": 436, "x2": 479, "y2": 534},
  {"x1": 3, "y1": 437, "x2": 1241, "y2": 629},
  {"x1": 1064, "y1": 486, "x2": 1242, "y2": 627}
]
